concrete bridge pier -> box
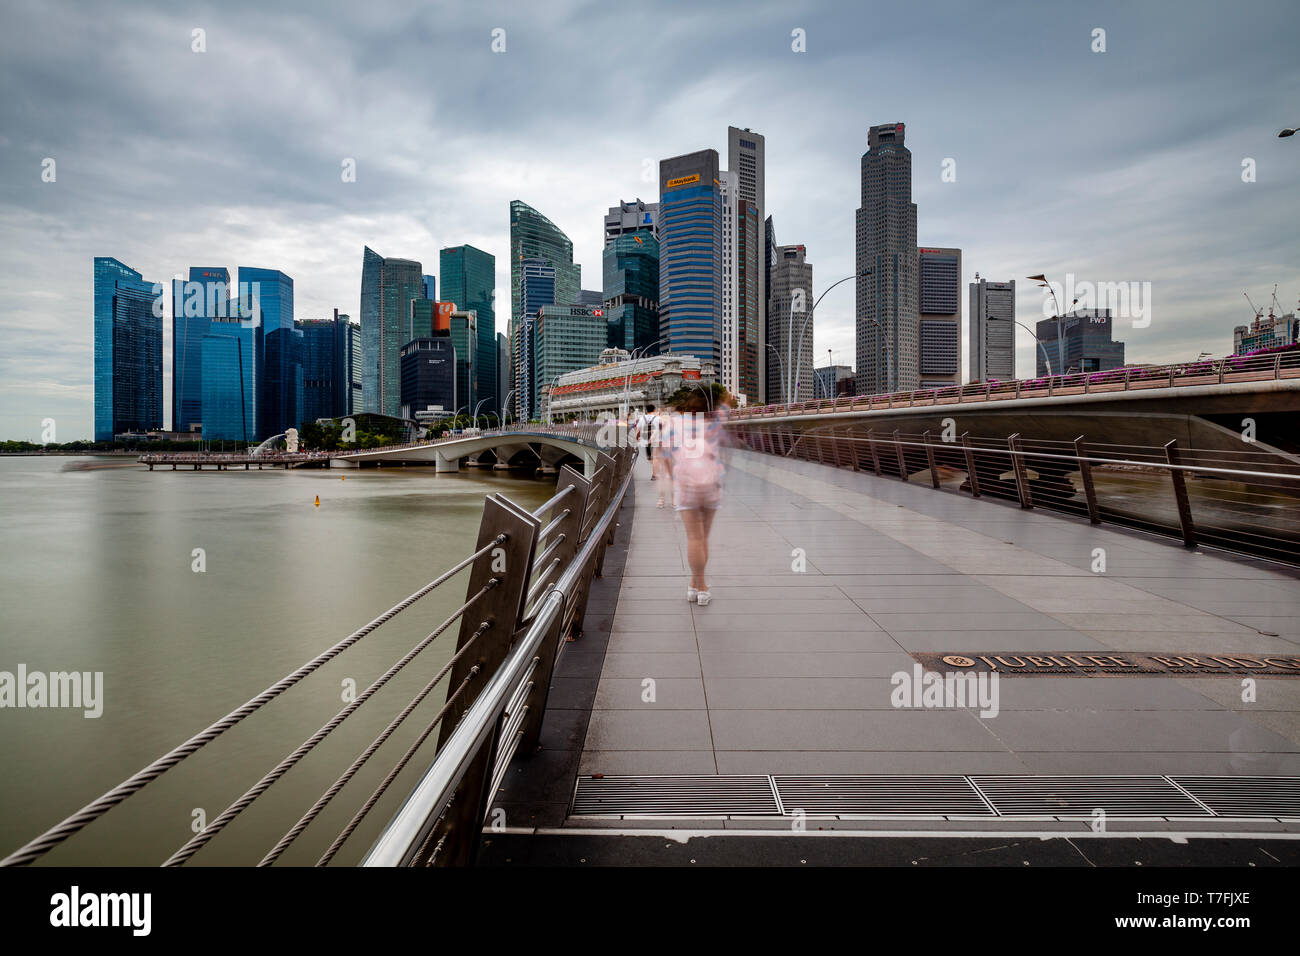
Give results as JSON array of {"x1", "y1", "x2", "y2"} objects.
[{"x1": 435, "y1": 450, "x2": 459, "y2": 473}]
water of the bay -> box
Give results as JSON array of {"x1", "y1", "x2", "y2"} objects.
[{"x1": 0, "y1": 456, "x2": 553, "y2": 866}]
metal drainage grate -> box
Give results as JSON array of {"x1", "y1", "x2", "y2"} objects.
[
  {"x1": 1172, "y1": 776, "x2": 1300, "y2": 818},
  {"x1": 775, "y1": 775, "x2": 993, "y2": 816},
  {"x1": 971, "y1": 775, "x2": 1212, "y2": 817},
  {"x1": 573, "y1": 775, "x2": 779, "y2": 816}
]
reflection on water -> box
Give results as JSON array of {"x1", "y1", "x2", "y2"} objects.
[{"x1": 0, "y1": 457, "x2": 553, "y2": 865}]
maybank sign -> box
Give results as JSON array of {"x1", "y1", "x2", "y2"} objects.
[{"x1": 665, "y1": 174, "x2": 700, "y2": 189}]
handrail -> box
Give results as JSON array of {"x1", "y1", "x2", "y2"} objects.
[
  {"x1": 736, "y1": 423, "x2": 1300, "y2": 565},
  {"x1": 361, "y1": 454, "x2": 636, "y2": 866},
  {"x1": 3, "y1": 433, "x2": 634, "y2": 868}
]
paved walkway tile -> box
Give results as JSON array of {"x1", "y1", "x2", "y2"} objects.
[{"x1": 576, "y1": 449, "x2": 1300, "y2": 780}]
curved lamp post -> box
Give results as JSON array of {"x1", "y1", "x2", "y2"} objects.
[{"x1": 789, "y1": 270, "x2": 869, "y2": 403}]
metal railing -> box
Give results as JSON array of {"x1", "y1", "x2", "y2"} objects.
[
  {"x1": 735, "y1": 423, "x2": 1300, "y2": 565},
  {"x1": 732, "y1": 350, "x2": 1300, "y2": 421},
  {"x1": 2, "y1": 435, "x2": 635, "y2": 868}
]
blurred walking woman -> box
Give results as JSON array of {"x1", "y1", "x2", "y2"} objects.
[{"x1": 661, "y1": 387, "x2": 731, "y2": 606}]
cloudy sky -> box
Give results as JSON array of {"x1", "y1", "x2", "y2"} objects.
[{"x1": 1, "y1": 0, "x2": 1297, "y2": 440}]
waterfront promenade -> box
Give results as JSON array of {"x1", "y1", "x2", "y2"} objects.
[{"x1": 488, "y1": 446, "x2": 1300, "y2": 840}]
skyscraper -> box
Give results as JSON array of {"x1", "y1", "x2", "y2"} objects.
[
  {"x1": 856, "y1": 123, "x2": 918, "y2": 394},
  {"x1": 604, "y1": 199, "x2": 659, "y2": 243},
  {"x1": 446, "y1": 306, "x2": 476, "y2": 413},
  {"x1": 516, "y1": 258, "x2": 556, "y2": 420},
  {"x1": 240, "y1": 267, "x2": 299, "y2": 438},
  {"x1": 602, "y1": 231, "x2": 659, "y2": 357},
  {"x1": 172, "y1": 267, "x2": 232, "y2": 434},
  {"x1": 1036, "y1": 309, "x2": 1125, "y2": 376},
  {"x1": 423, "y1": 274, "x2": 436, "y2": 303},
  {"x1": 440, "y1": 245, "x2": 496, "y2": 411},
  {"x1": 918, "y1": 247, "x2": 962, "y2": 387},
  {"x1": 728, "y1": 126, "x2": 765, "y2": 402},
  {"x1": 93, "y1": 257, "x2": 163, "y2": 440},
  {"x1": 509, "y1": 201, "x2": 579, "y2": 417},
  {"x1": 659, "y1": 149, "x2": 722, "y2": 364},
  {"x1": 300, "y1": 309, "x2": 354, "y2": 424},
  {"x1": 969, "y1": 276, "x2": 1016, "y2": 382},
  {"x1": 201, "y1": 315, "x2": 259, "y2": 443},
  {"x1": 400, "y1": 337, "x2": 456, "y2": 421},
  {"x1": 360, "y1": 247, "x2": 424, "y2": 419},
  {"x1": 535, "y1": 305, "x2": 608, "y2": 407},
  {"x1": 769, "y1": 244, "x2": 815, "y2": 402}
]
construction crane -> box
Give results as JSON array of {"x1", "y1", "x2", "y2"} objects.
[{"x1": 1243, "y1": 290, "x2": 1264, "y2": 322}]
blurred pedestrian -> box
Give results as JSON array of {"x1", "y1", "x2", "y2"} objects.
[{"x1": 661, "y1": 387, "x2": 732, "y2": 605}]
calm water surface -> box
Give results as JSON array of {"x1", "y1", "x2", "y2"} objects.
[{"x1": 0, "y1": 457, "x2": 553, "y2": 865}]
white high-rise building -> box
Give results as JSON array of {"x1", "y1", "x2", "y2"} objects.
[
  {"x1": 728, "y1": 127, "x2": 765, "y2": 403},
  {"x1": 969, "y1": 276, "x2": 1016, "y2": 382},
  {"x1": 719, "y1": 170, "x2": 740, "y2": 399}
]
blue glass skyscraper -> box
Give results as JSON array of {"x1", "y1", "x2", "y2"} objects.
[
  {"x1": 658, "y1": 150, "x2": 722, "y2": 365},
  {"x1": 172, "y1": 266, "x2": 232, "y2": 434},
  {"x1": 300, "y1": 309, "x2": 354, "y2": 424},
  {"x1": 517, "y1": 258, "x2": 556, "y2": 420},
  {"x1": 94, "y1": 257, "x2": 163, "y2": 441},
  {"x1": 440, "y1": 245, "x2": 496, "y2": 411},
  {"x1": 239, "y1": 267, "x2": 299, "y2": 438},
  {"x1": 201, "y1": 316, "x2": 260, "y2": 443}
]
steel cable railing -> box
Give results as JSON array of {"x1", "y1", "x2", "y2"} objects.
[
  {"x1": 361, "y1": 449, "x2": 635, "y2": 867},
  {"x1": 5, "y1": 429, "x2": 634, "y2": 869},
  {"x1": 161, "y1": 580, "x2": 501, "y2": 866},
  {"x1": 0, "y1": 534, "x2": 507, "y2": 868}
]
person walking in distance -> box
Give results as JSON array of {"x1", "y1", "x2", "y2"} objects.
[
  {"x1": 662, "y1": 387, "x2": 731, "y2": 605},
  {"x1": 634, "y1": 403, "x2": 671, "y2": 507}
]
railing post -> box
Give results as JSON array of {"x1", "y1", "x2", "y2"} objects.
[
  {"x1": 1074, "y1": 436, "x2": 1101, "y2": 525},
  {"x1": 430, "y1": 495, "x2": 539, "y2": 866},
  {"x1": 518, "y1": 466, "x2": 591, "y2": 756},
  {"x1": 868, "y1": 428, "x2": 882, "y2": 476},
  {"x1": 960, "y1": 432, "x2": 980, "y2": 498},
  {"x1": 922, "y1": 430, "x2": 940, "y2": 488},
  {"x1": 893, "y1": 429, "x2": 908, "y2": 482},
  {"x1": 847, "y1": 427, "x2": 861, "y2": 472},
  {"x1": 1164, "y1": 440, "x2": 1197, "y2": 548},
  {"x1": 831, "y1": 428, "x2": 846, "y2": 469},
  {"x1": 1008, "y1": 433, "x2": 1033, "y2": 509}
]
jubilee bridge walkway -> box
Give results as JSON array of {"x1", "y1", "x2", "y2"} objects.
[
  {"x1": 478, "y1": 436, "x2": 1300, "y2": 865},
  {"x1": 4, "y1": 427, "x2": 1299, "y2": 868}
]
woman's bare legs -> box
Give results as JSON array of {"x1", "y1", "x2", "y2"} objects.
[{"x1": 680, "y1": 507, "x2": 717, "y2": 591}]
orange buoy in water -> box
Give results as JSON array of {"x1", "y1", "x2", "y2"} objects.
[{"x1": 314, "y1": 495, "x2": 320, "y2": 507}]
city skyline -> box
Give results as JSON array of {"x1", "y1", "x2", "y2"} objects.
[{"x1": 2, "y1": 0, "x2": 1298, "y2": 440}]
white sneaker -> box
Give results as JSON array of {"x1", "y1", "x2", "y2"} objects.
[
  {"x1": 687, "y1": 587, "x2": 698, "y2": 602},
  {"x1": 696, "y1": 591, "x2": 711, "y2": 606}
]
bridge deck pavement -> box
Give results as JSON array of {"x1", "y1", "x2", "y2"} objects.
[{"x1": 572, "y1": 448, "x2": 1300, "y2": 781}]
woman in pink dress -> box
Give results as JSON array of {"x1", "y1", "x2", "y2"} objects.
[{"x1": 661, "y1": 388, "x2": 732, "y2": 606}]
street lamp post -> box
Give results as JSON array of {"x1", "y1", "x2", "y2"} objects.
[
  {"x1": 500, "y1": 388, "x2": 515, "y2": 426},
  {"x1": 1012, "y1": 320, "x2": 1055, "y2": 379},
  {"x1": 1026, "y1": 274, "x2": 1081, "y2": 378},
  {"x1": 622, "y1": 338, "x2": 666, "y2": 421},
  {"x1": 790, "y1": 271, "x2": 869, "y2": 403}
]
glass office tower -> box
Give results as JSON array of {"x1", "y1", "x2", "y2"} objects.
[
  {"x1": 172, "y1": 266, "x2": 231, "y2": 434},
  {"x1": 440, "y1": 245, "x2": 496, "y2": 412},
  {"x1": 658, "y1": 150, "x2": 723, "y2": 365},
  {"x1": 201, "y1": 317, "x2": 260, "y2": 443},
  {"x1": 237, "y1": 267, "x2": 298, "y2": 438},
  {"x1": 360, "y1": 246, "x2": 424, "y2": 418},
  {"x1": 517, "y1": 258, "x2": 556, "y2": 420},
  {"x1": 94, "y1": 257, "x2": 162, "y2": 440},
  {"x1": 602, "y1": 232, "x2": 659, "y2": 355},
  {"x1": 300, "y1": 309, "x2": 353, "y2": 425}
]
